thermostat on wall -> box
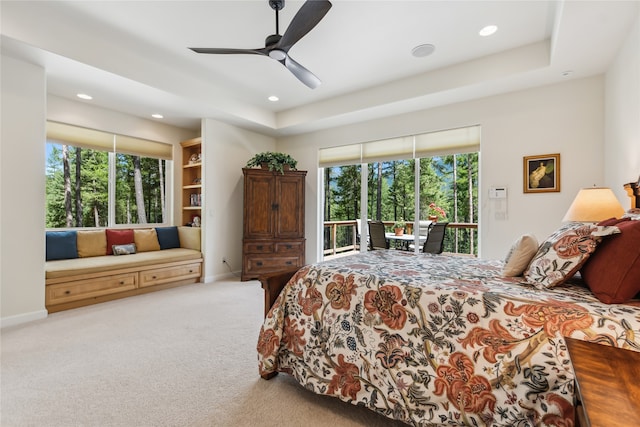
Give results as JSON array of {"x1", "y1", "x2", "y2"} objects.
[{"x1": 489, "y1": 187, "x2": 507, "y2": 199}]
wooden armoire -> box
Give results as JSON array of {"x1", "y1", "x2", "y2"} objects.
[{"x1": 241, "y1": 168, "x2": 306, "y2": 281}]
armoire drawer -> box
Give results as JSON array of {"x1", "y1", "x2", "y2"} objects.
[
  {"x1": 275, "y1": 241, "x2": 304, "y2": 254},
  {"x1": 244, "y1": 255, "x2": 302, "y2": 275},
  {"x1": 244, "y1": 242, "x2": 275, "y2": 254}
]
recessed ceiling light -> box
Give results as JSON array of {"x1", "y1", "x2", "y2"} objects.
[
  {"x1": 479, "y1": 25, "x2": 498, "y2": 37},
  {"x1": 561, "y1": 70, "x2": 573, "y2": 77},
  {"x1": 411, "y1": 44, "x2": 435, "y2": 58},
  {"x1": 76, "y1": 93, "x2": 93, "y2": 100},
  {"x1": 151, "y1": 113, "x2": 164, "y2": 119},
  {"x1": 268, "y1": 95, "x2": 279, "y2": 102}
]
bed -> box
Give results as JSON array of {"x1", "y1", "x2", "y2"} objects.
[{"x1": 257, "y1": 183, "x2": 640, "y2": 427}]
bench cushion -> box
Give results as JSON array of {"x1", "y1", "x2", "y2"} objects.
[{"x1": 45, "y1": 248, "x2": 201, "y2": 280}]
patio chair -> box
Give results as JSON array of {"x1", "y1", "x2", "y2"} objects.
[
  {"x1": 422, "y1": 222, "x2": 448, "y2": 254},
  {"x1": 408, "y1": 220, "x2": 433, "y2": 252},
  {"x1": 368, "y1": 220, "x2": 389, "y2": 250}
]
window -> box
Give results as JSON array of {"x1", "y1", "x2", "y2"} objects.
[
  {"x1": 321, "y1": 126, "x2": 479, "y2": 257},
  {"x1": 45, "y1": 122, "x2": 172, "y2": 228}
]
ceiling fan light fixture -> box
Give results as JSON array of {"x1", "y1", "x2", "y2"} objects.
[
  {"x1": 411, "y1": 44, "x2": 435, "y2": 58},
  {"x1": 269, "y1": 49, "x2": 287, "y2": 61}
]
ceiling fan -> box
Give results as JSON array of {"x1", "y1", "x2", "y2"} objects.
[{"x1": 189, "y1": 0, "x2": 332, "y2": 89}]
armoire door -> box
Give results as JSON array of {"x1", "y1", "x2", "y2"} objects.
[{"x1": 274, "y1": 173, "x2": 305, "y2": 239}]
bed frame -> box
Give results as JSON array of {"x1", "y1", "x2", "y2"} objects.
[
  {"x1": 624, "y1": 177, "x2": 640, "y2": 209},
  {"x1": 259, "y1": 267, "x2": 299, "y2": 317}
]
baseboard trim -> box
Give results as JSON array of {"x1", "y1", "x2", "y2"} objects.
[
  {"x1": 209, "y1": 271, "x2": 240, "y2": 282},
  {"x1": 1, "y1": 309, "x2": 48, "y2": 329}
]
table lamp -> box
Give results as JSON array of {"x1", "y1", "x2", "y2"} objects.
[{"x1": 562, "y1": 187, "x2": 625, "y2": 222}]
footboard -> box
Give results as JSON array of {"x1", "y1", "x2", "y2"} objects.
[
  {"x1": 258, "y1": 267, "x2": 299, "y2": 317},
  {"x1": 258, "y1": 267, "x2": 299, "y2": 380}
]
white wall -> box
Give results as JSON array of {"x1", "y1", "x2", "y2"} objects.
[
  {"x1": 201, "y1": 118, "x2": 275, "y2": 282},
  {"x1": 605, "y1": 10, "x2": 640, "y2": 203},
  {"x1": 278, "y1": 76, "x2": 606, "y2": 261},
  {"x1": 1, "y1": 56, "x2": 47, "y2": 326}
]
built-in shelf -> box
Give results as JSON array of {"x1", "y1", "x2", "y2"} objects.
[{"x1": 180, "y1": 137, "x2": 202, "y2": 227}]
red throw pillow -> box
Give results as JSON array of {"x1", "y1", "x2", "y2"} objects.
[
  {"x1": 581, "y1": 218, "x2": 640, "y2": 303},
  {"x1": 106, "y1": 229, "x2": 134, "y2": 255}
]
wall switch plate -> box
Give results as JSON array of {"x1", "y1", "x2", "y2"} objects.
[{"x1": 489, "y1": 187, "x2": 507, "y2": 199}]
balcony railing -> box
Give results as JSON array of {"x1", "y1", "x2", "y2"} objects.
[{"x1": 323, "y1": 220, "x2": 478, "y2": 259}]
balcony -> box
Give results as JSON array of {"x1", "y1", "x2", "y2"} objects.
[{"x1": 323, "y1": 220, "x2": 478, "y2": 259}]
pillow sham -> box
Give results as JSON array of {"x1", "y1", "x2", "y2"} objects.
[
  {"x1": 502, "y1": 234, "x2": 539, "y2": 277},
  {"x1": 76, "y1": 230, "x2": 107, "y2": 257},
  {"x1": 112, "y1": 243, "x2": 137, "y2": 256},
  {"x1": 106, "y1": 229, "x2": 134, "y2": 255},
  {"x1": 46, "y1": 231, "x2": 78, "y2": 261},
  {"x1": 523, "y1": 222, "x2": 620, "y2": 288},
  {"x1": 581, "y1": 218, "x2": 640, "y2": 303},
  {"x1": 134, "y1": 228, "x2": 160, "y2": 252}
]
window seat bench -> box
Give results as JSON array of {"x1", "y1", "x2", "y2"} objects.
[{"x1": 45, "y1": 226, "x2": 203, "y2": 313}]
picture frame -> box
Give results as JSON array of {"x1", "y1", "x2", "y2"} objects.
[{"x1": 523, "y1": 153, "x2": 560, "y2": 193}]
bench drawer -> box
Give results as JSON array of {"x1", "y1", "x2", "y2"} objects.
[
  {"x1": 139, "y1": 262, "x2": 201, "y2": 288},
  {"x1": 47, "y1": 273, "x2": 137, "y2": 305}
]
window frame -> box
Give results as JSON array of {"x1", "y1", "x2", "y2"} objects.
[{"x1": 45, "y1": 121, "x2": 174, "y2": 229}]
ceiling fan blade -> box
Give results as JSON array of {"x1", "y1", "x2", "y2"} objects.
[
  {"x1": 283, "y1": 55, "x2": 321, "y2": 89},
  {"x1": 189, "y1": 47, "x2": 267, "y2": 55},
  {"x1": 277, "y1": 0, "x2": 332, "y2": 52}
]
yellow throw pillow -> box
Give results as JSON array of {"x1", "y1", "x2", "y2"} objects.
[
  {"x1": 134, "y1": 228, "x2": 160, "y2": 252},
  {"x1": 502, "y1": 234, "x2": 539, "y2": 277},
  {"x1": 76, "y1": 230, "x2": 107, "y2": 257}
]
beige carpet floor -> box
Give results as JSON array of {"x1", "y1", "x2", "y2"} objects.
[{"x1": 1, "y1": 279, "x2": 408, "y2": 427}]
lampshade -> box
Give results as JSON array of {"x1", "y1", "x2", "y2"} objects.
[{"x1": 562, "y1": 187, "x2": 625, "y2": 222}]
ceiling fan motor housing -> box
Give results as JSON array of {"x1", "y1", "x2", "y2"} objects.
[
  {"x1": 265, "y1": 34, "x2": 282, "y2": 47},
  {"x1": 269, "y1": 0, "x2": 284, "y2": 11}
]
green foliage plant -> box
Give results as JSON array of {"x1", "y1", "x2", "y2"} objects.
[
  {"x1": 246, "y1": 152, "x2": 298, "y2": 174},
  {"x1": 393, "y1": 219, "x2": 406, "y2": 229}
]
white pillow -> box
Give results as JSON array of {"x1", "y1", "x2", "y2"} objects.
[{"x1": 502, "y1": 234, "x2": 539, "y2": 277}]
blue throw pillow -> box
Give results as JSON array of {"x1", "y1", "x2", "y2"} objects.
[
  {"x1": 155, "y1": 226, "x2": 180, "y2": 249},
  {"x1": 46, "y1": 231, "x2": 78, "y2": 261}
]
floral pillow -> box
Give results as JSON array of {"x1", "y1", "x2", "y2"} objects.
[{"x1": 523, "y1": 222, "x2": 620, "y2": 288}]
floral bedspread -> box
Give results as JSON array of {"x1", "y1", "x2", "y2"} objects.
[{"x1": 257, "y1": 251, "x2": 640, "y2": 426}]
